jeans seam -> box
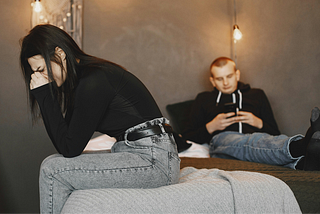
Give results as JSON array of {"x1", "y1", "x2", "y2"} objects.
[
  {"x1": 151, "y1": 144, "x2": 156, "y2": 167},
  {"x1": 49, "y1": 165, "x2": 154, "y2": 177},
  {"x1": 49, "y1": 175, "x2": 53, "y2": 214},
  {"x1": 168, "y1": 153, "x2": 172, "y2": 185}
]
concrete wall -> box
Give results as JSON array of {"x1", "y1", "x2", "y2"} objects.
[{"x1": 0, "y1": 0, "x2": 319, "y2": 212}]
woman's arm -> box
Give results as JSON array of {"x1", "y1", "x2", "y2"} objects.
[{"x1": 31, "y1": 71, "x2": 114, "y2": 157}]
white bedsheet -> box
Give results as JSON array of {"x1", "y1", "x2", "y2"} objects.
[
  {"x1": 84, "y1": 134, "x2": 116, "y2": 152},
  {"x1": 85, "y1": 135, "x2": 210, "y2": 158}
]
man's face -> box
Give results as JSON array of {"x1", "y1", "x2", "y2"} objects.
[{"x1": 210, "y1": 61, "x2": 240, "y2": 94}]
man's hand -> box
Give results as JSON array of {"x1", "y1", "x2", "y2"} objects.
[
  {"x1": 235, "y1": 111, "x2": 263, "y2": 129},
  {"x1": 30, "y1": 72, "x2": 50, "y2": 90},
  {"x1": 206, "y1": 112, "x2": 237, "y2": 134}
]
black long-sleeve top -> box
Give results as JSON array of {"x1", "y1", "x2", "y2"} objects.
[
  {"x1": 31, "y1": 62, "x2": 162, "y2": 157},
  {"x1": 182, "y1": 82, "x2": 280, "y2": 144}
]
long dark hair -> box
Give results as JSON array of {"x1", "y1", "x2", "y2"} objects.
[{"x1": 20, "y1": 24, "x2": 113, "y2": 123}]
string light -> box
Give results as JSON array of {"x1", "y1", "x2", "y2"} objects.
[
  {"x1": 233, "y1": 0, "x2": 242, "y2": 43},
  {"x1": 233, "y1": 24, "x2": 242, "y2": 41},
  {"x1": 33, "y1": 0, "x2": 42, "y2": 13},
  {"x1": 31, "y1": 0, "x2": 83, "y2": 47},
  {"x1": 232, "y1": 0, "x2": 242, "y2": 65}
]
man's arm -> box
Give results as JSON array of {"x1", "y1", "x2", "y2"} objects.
[
  {"x1": 235, "y1": 111, "x2": 263, "y2": 129},
  {"x1": 182, "y1": 93, "x2": 238, "y2": 144},
  {"x1": 206, "y1": 112, "x2": 238, "y2": 134},
  {"x1": 235, "y1": 89, "x2": 280, "y2": 135},
  {"x1": 257, "y1": 90, "x2": 280, "y2": 135}
]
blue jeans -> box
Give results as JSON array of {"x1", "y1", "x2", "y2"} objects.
[
  {"x1": 209, "y1": 131, "x2": 304, "y2": 169},
  {"x1": 39, "y1": 118, "x2": 180, "y2": 214}
]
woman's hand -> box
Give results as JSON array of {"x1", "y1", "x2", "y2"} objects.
[{"x1": 30, "y1": 72, "x2": 50, "y2": 90}]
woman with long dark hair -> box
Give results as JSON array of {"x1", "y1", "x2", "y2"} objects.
[{"x1": 20, "y1": 24, "x2": 180, "y2": 213}]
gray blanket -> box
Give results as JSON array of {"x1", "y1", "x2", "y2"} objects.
[{"x1": 61, "y1": 167, "x2": 301, "y2": 213}]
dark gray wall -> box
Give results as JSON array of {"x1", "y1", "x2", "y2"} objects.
[{"x1": 0, "y1": 0, "x2": 319, "y2": 212}]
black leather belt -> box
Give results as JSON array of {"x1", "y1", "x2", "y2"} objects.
[{"x1": 116, "y1": 124, "x2": 173, "y2": 141}]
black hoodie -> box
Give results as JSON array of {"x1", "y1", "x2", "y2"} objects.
[{"x1": 182, "y1": 82, "x2": 280, "y2": 144}]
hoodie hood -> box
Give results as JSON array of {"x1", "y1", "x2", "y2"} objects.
[{"x1": 214, "y1": 82, "x2": 250, "y2": 106}]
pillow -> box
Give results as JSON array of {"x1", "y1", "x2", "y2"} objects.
[
  {"x1": 166, "y1": 100, "x2": 194, "y2": 134},
  {"x1": 167, "y1": 100, "x2": 195, "y2": 152}
]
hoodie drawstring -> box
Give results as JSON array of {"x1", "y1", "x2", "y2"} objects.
[
  {"x1": 216, "y1": 91, "x2": 222, "y2": 106},
  {"x1": 215, "y1": 89, "x2": 243, "y2": 133},
  {"x1": 238, "y1": 90, "x2": 242, "y2": 109},
  {"x1": 237, "y1": 89, "x2": 242, "y2": 133}
]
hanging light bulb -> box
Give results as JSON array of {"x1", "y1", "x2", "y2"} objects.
[
  {"x1": 33, "y1": 0, "x2": 42, "y2": 13},
  {"x1": 233, "y1": 24, "x2": 242, "y2": 41}
]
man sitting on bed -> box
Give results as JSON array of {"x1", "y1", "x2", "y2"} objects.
[{"x1": 182, "y1": 56, "x2": 320, "y2": 171}]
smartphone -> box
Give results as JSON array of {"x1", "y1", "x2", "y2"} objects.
[{"x1": 224, "y1": 102, "x2": 237, "y2": 116}]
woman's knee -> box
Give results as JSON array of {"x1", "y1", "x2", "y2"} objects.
[{"x1": 40, "y1": 154, "x2": 64, "y2": 176}]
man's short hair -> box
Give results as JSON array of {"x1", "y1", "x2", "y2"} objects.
[{"x1": 210, "y1": 57, "x2": 236, "y2": 73}]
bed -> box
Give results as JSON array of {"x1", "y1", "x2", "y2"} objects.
[
  {"x1": 63, "y1": 100, "x2": 320, "y2": 213},
  {"x1": 81, "y1": 134, "x2": 320, "y2": 213},
  {"x1": 62, "y1": 164, "x2": 301, "y2": 213},
  {"x1": 166, "y1": 100, "x2": 320, "y2": 213}
]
